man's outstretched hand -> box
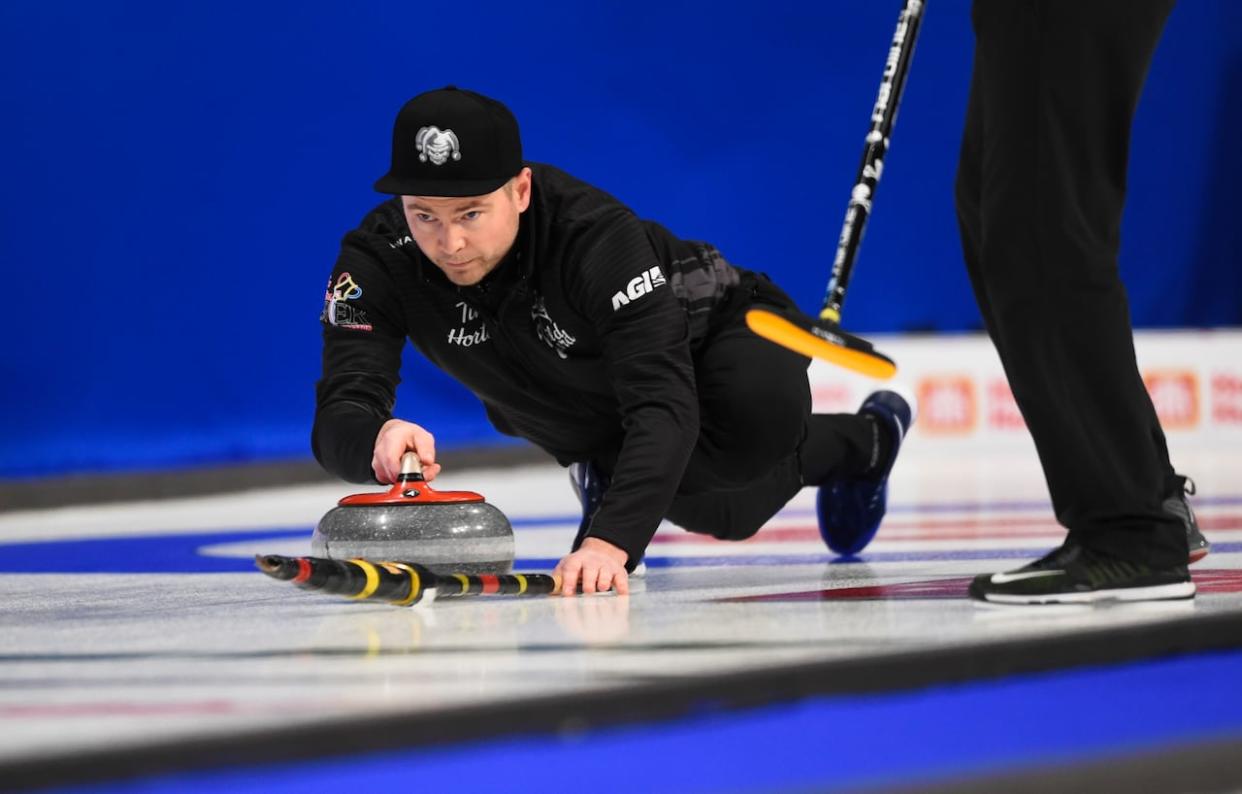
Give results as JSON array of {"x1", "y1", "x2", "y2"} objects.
[{"x1": 554, "y1": 537, "x2": 630, "y2": 597}]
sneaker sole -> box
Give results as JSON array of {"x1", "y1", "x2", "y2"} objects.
[{"x1": 976, "y1": 581, "x2": 1196, "y2": 605}]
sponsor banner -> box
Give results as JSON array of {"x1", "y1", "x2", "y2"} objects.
[{"x1": 808, "y1": 329, "x2": 1242, "y2": 453}]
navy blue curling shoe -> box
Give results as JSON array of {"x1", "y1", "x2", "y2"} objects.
[{"x1": 818, "y1": 388, "x2": 916, "y2": 556}]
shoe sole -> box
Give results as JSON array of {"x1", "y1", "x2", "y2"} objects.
[
  {"x1": 975, "y1": 581, "x2": 1196, "y2": 605},
  {"x1": 1189, "y1": 547, "x2": 1209, "y2": 565}
]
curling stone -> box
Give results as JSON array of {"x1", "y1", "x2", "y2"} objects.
[{"x1": 312, "y1": 452, "x2": 514, "y2": 575}]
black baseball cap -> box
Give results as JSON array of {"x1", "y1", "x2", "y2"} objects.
[{"x1": 373, "y1": 86, "x2": 523, "y2": 197}]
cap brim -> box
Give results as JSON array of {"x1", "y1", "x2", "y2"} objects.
[{"x1": 373, "y1": 173, "x2": 510, "y2": 197}]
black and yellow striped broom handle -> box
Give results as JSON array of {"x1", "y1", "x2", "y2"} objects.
[{"x1": 255, "y1": 554, "x2": 561, "y2": 606}]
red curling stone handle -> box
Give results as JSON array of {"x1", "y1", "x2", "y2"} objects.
[{"x1": 338, "y1": 451, "x2": 485, "y2": 506}]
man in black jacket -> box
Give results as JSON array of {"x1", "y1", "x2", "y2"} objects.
[{"x1": 313, "y1": 87, "x2": 914, "y2": 595}]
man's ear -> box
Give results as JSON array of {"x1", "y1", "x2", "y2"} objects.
[{"x1": 512, "y1": 167, "x2": 533, "y2": 213}]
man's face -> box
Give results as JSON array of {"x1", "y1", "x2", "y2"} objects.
[{"x1": 403, "y1": 167, "x2": 532, "y2": 286}]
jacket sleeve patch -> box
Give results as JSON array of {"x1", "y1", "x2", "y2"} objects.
[
  {"x1": 321, "y1": 271, "x2": 374, "y2": 331},
  {"x1": 609, "y1": 265, "x2": 667, "y2": 311}
]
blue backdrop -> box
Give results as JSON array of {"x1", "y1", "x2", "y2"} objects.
[{"x1": 2, "y1": 1, "x2": 1239, "y2": 478}]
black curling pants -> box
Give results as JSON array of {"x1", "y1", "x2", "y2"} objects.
[
  {"x1": 955, "y1": 0, "x2": 1187, "y2": 566},
  {"x1": 593, "y1": 309, "x2": 876, "y2": 544}
]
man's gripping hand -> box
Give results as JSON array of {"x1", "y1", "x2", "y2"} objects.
[
  {"x1": 372, "y1": 419, "x2": 441, "y2": 484},
  {"x1": 554, "y1": 537, "x2": 630, "y2": 597}
]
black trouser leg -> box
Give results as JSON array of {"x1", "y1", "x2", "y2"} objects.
[
  {"x1": 955, "y1": 0, "x2": 1186, "y2": 566},
  {"x1": 662, "y1": 320, "x2": 873, "y2": 541}
]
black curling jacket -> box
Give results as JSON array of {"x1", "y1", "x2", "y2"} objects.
[{"x1": 312, "y1": 163, "x2": 757, "y2": 565}]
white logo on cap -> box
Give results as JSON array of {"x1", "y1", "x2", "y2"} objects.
[{"x1": 415, "y1": 126, "x2": 462, "y2": 166}]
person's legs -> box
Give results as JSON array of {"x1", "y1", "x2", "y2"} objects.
[
  {"x1": 569, "y1": 268, "x2": 908, "y2": 554},
  {"x1": 664, "y1": 319, "x2": 877, "y2": 541},
  {"x1": 955, "y1": 48, "x2": 997, "y2": 347},
  {"x1": 960, "y1": 0, "x2": 1194, "y2": 603},
  {"x1": 963, "y1": 0, "x2": 1184, "y2": 565},
  {"x1": 568, "y1": 313, "x2": 872, "y2": 548}
]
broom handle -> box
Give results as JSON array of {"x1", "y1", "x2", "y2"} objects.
[
  {"x1": 434, "y1": 571, "x2": 563, "y2": 599},
  {"x1": 823, "y1": 0, "x2": 925, "y2": 323},
  {"x1": 256, "y1": 554, "x2": 563, "y2": 605}
]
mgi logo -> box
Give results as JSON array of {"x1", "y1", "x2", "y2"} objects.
[{"x1": 610, "y1": 265, "x2": 667, "y2": 311}]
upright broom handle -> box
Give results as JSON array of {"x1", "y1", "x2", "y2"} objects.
[{"x1": 823, "y1": 0, "x2": 925, "y2": 323}]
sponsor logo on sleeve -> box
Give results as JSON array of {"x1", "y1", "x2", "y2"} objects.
[
  {"x1": 332, "y1": 272, "x2": 362, "y2": 301},
  {"x1": 321, "y1": 272, "x2": 373, "y2": 331},
  {"x1": 610, "y1": 265, "x2": 667, "y2": 311}
]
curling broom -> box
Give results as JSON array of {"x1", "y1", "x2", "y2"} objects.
[
  {"x1": 256, "y1": 554, "x2": 560, "y2": 607},
  {"x1": 745, "y1": 0, "x2": 925, "y2": 379}
]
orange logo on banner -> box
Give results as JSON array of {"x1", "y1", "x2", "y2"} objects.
[
  {"x1": 987, "y1": 379, "x2": 1026, "y2": 430},
  {"x1": 917, "y1": 376, "x2": 977, "y2": 435},
  {"x1": 1144, "y1": 370, "x2": 1199, "y2": 429},
  {"x1": 1212, "y1": 374, "x2": 1242, "y2": 425}
]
